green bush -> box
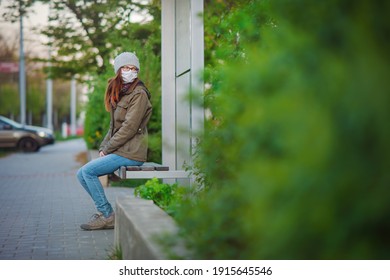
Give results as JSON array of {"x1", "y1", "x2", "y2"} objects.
[
  {"x1": 0, "y1": 83, "x2": 19, "y2": 118},
  {"x1": 83, "y1": 71, "x2": 112, "y2": 150},
  {"x1": 174, "y1": 0, "x2": 390, "y2": 259},
  {"x1": 134, "y1": 178, "x2": 188, "y2": 217}
]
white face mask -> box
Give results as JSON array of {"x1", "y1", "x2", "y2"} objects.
[{"x1": 121, "y1": 70, "x2": 138, "y2": 83}]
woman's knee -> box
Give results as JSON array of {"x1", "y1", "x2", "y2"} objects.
[
  {"x1": 76, "y1": 167, "x2": 85, "y2": 181},
  {"x1": 80, "y1": 162, "x2": 99, "y2": 177}
]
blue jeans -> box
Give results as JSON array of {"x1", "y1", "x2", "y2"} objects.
[{"x1": 77, "y1": 154, "x2": 143, "y2": 218}]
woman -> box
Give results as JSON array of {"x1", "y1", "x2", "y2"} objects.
[{"x1": 77, "y1": 52, "x2": 152, "y2": 230}]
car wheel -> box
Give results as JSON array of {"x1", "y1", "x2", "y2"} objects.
[{"x1": 18, "y1": 137, "x2": 40, "y2": 152}]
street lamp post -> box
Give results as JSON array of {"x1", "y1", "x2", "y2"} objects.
[
  {"x1": 46, "y1": 62, "x2": 53, "y2": 130},
  {"x1": 19, "y1": 8, "x2": 26, "y2": 125},
  {"x1": 46, "y1": 2, "x2": 53, "y2": 131},
  {"x1": 70, "y1": 76, "x2": 76, "y2": 136}
]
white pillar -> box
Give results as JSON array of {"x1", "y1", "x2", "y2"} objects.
[
  {"x1": 62, "y1": 122, "x2": 68, "y2": 138},
  {"x1": 161, "y1": 0, "x2": 177, "y2": 170},
  {"x1": 70, "y1": 76, "x2": 77, "y2": 136},
  {"x1": 46, "y1": 2, "x2": 53, "y2": 131},
  {"x1": 191, "y1": 0, "x2": 205, "y2": 139},
  {"x1": 46, "y1": 78, "x2": 53, "y2": 130},
  {"x1": 19, "y1": 12, "x2": 26, "y2": 125}
]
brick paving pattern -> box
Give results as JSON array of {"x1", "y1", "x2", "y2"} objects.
[{"x1": 0, "y1": 139, "x2": 132, "y2": 260}]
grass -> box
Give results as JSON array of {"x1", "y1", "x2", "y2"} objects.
[
  {"x1": 54, "y1": 132, "x2": 83, "y2": 142},
  {"x1": 107, "y1": 245, "x2": 123, "y2": 260},
  {"x1": 0, "y1": 148, "x2": 16, "y2": 158}
]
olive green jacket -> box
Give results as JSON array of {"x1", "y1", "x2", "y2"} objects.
[{"x1": 99, "y1": 79, "x2": 152, "y2": 162}]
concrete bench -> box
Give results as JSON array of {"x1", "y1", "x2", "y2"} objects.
[{"x1": 118, "y1": 162, "x2": 191, "y2": 180}]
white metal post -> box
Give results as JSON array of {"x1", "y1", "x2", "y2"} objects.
[
  {"x1": 19, "y1": 10, "x2": 26, "y2": 125},
  {"x1": 70, "y1": 76, "x2": 76, "y2": 136},
  {"x1": 46, "y1": 3, "x2": 53, "y2": 131},
  {"x1": 46, "y1": 78, "x2": 53, "y2": 130}
]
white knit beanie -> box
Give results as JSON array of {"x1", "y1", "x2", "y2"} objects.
[{"x1": 113, "y1": 52, "x2": 140, "y2": 73}]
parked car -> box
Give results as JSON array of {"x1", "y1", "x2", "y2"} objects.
[{"x1": 0, "y1": 116, "x2": 55, "y2": 152}]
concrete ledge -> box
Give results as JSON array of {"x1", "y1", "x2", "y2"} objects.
[{"x1": 115, "y1": 196, "x2": 187, "y2": 259}]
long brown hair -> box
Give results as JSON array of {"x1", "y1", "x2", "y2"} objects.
[{"x1": 104, "y1": 72, "x2": 123, "y2": 111}]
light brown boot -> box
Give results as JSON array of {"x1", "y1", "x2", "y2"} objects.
[{"x1": 80, "y1": 212, "x2": 115, "y2": 230}]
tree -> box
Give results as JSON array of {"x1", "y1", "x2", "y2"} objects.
[
  {"x1": 1, "y1": 0, "x2": 35, "y2": 20},
  {"x1": 2, "y1": 0, "x2": 163, "y2": 158},
  {"x1": 37, "y1": 0, "x2": 158, "y2": 79},
  {"x1": 0, "y1": 20, "x2": 81, "y2": 127}
]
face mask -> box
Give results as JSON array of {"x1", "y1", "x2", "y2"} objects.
[{"x1": 121, "y1": 70, "x2": 138, "y2": 83}]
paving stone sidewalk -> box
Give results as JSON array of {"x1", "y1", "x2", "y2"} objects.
[{"x1": 0, "y1": 138, "x2": 133, "y2": 260}]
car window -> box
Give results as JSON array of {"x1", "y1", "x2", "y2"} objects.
[
  {"x1": 2, "y1": 118, "x2": 21, "y2": 128},
  {"x1": 0, "y1": 118, "x2": 23, "y2": 129},
  {"x1": 0, "y1": 120, "x2": 11, "y2": 130}
]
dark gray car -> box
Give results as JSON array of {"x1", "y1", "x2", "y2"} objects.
[{"x1": 0, "y1": 115, "x2": 55, "y2": 152}]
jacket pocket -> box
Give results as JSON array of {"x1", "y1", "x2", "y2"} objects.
[{"x1": 114, "y1": 101, "x2": 129, "y2": 123}]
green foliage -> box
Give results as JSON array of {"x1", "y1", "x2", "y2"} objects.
[
  {"x1": 1, "y1": 0, "x2": 35, "y2": 19},
  {"x1": 134, "y1": 178, "x2": 188, "y2": 217},
  {"x1": 0, "y1": 68, "x2": 48, "y2": 126},
  {"x1": 0, "y1": 32, "x2": 83, "y2": 129},
  {"x1": 175, "y1": 0, "x2": 390, "y2": 259},
  {"x1": 0, "y1": 83, "x2": 19, "y2": 118},
  {"x1": 39, "y1": 0, "x2": 156, "y2": 78},
  {"x1": 26, "y1": 77, "x2": 45, "y2": 121},
  {"x1": 204, "y1": 0, "x2": 265, "y2": 66},
  {"x1": 83, "y1": 71, "x2": 111, "y2": 150},
  {"x1": 110, "y1": 178, "x2": 148, "y2": 188},
  {"x1": 107, "y1": 245, "x2": 123, "y2": 260}
]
